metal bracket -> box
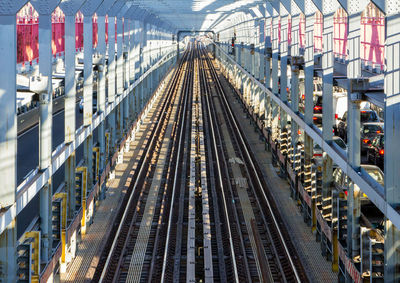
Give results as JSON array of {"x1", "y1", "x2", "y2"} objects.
[
  {"x1": 291, "y1": 56, "x2": 304, "y2": 66},
  {"x1": 349, "y1": 78, "x2": 370, "y2": 93},
  {"x1": 265, "y1": 47, "x2": 272, "y2": 58}
]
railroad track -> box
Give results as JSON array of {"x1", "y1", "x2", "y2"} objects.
[
  {"x1": 199, "y1": 44, "x2": 309, "y2": 282},
  {"x1": 92, "y1": 42, "x2": 308, "y2": 283},
  {"x1": 93, "y1": 46, "x2": 193, "y2": 283}
]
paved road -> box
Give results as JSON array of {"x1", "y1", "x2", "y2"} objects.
[{"x1": 17, "y1": 102, "x2": 84, "y2": 237}]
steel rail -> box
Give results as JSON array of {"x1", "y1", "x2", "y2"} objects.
[
  {"x1": 198, "y1": 44, "x2": 241, "y2": 283},
  {"x1": 98, "y1": 49, "x2": 190, "y2": 283},
  {"x1": 204, "y1": 47, "x2": 302, "y2": 283},
  {"x1": 160, "y1": 43, "x2": 195, "y2": 282}
]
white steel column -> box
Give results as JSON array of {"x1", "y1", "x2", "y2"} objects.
[
  {"x1": 108, "y1": 16, "x2": 117, "y2": 147},
  {"x1": 0, "y1": 12, "x2": 18, "y2": 283},
  {"x1": 290, "y1": 5, "x2": 301, "y2": 160},
  {"x1": 116, "y1": 17, "x2": 123, "y2": 140},
  {"x1": 302, "y1": 2, "x2": 317, "y2": 228},
  {"x1": 384, "y1": 5, "x2": 400, "y2": 282},
  {"x1": 321, "y1": 13, "x2": 335, "y2": 227},
  {"x1": 345, "y1": 9, "x2": 363, "y2": 264},
  {"x1": 265, "y1": 12, "x2": 272, "y2": 89},
  {"x1": 63, "y1": 12, "x2": 77, "y2": 227},
  {"x1": 279, "y1": 8, "x2": 289, "y2": 134},
  {"x1": 271, "y1": 9, "x2": 280, "y2": 140},
  {"x1": 83, "y1": 14, "x2": 94, "y2": 188},
  {"x1": 123, "y1": 18, "x2": 130, "y2": 130},
  {"x1": 38, "y1": 12, "x2": 54, "y2": 263},
  {"x1": 116, "y1": 17, "x2": 124, "y2": 94}
]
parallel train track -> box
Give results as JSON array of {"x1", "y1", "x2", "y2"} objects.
[{"x1": 92, "y1": 43, "x2": 308, "y2": 283}]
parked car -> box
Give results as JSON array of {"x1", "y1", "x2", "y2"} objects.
[
  {"x1": 333, "y1": 164, "x2": 384, "y2": 205},
  {"x1": 337, "y1": 109, "x2": 380, "y2": 142},
  {"x1": 367, "y1": 133, "x2": 384, "y2": 169},
  {"x1": 360, "y1": 122, "x2": 383, "y2": 153}
]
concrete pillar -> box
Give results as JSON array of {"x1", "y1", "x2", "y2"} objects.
[
  {"x1": 384, "y1": 10, "x2": 400, "y2": 283},
  {"x1": 38, "y1": 13, "x2": 53, "y2": 263},
  {"x1": 83, "y1": 15, "x2": 94, "y2": 188},
  {"x1": 0, "y1": 14, "x2": 18, "y2": 283}
]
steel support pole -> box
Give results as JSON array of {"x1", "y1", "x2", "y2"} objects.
[
  {"x1": 116, "y1": 17, "x2": 123, "y2": 89},
  {"x1": 38, "y1": 14, "x2": 53, "y2": 263},
  {"x1": 64, "y1": 13, "x2": 77, "y2": 231},
  {"x1": 258, "y1": 19, "x2": 265, "y2": 83},
  {"x1": 116, "y1": 17, "x2": 123, "y2": 140},
  {"x1": 129, "y1": 21, "x2": 135, "y2": 84},
  {"x1": 291, "y1": 15, "x2": 300, "y2": 57},
  {"x1": 279, "y1": 14, "x2": 289, "y2": 135},
  {"x1": 134, "y1": 21, "x2": 141, "y2": 80},
  {"x1": 264, "y1": 16, "x2": 272, "y2": 88},
  {"x1": 108, "y1": 16, "x2": 116, "y2": 148},
  {"x1": 252, "y1": 20, "x2": 257, "y2": 79},
  {"x1": 290, "y1": 13, "x2": 300, "y2": 164},
  {"x1": 304, "y1": 14, "x2": 315, "y2": 126},
  {"x1": 0, "y1": 14, "x2": 17, "y2": 283},
  {"x1": 321, "y1": 13, "x2": 334, "y2": 233},
  {"x1": 124, "y1": 19, "x2": 130, "y2": 89},
  {"x1": 97, "y1": 15, "x2": 106, "y2": 200},
  {"x1": 83, "y1": 15, "x2": 94, "y2": 189},
  {"x1": 271, "y1": 12, "x2": 279, "y2": 139},
  {"x1": 291, "y1": 66, "x2": 299, "y2": 162},
  {"x1": 304, "y1": 13, "x2": 315, "y2": 219},
  {"x1": 346, "y1": 13, "x2": 362, "y2": 263},
  {"x1": 384, "y1": 11, "x2": 400, "y2": 283}
]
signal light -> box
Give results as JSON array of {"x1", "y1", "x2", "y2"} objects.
[
  {"x1": 376, "y1": 130, "x2": 381, "y2": 134},
  {"x1": 379, "y1": 149, "x2": 384, "y2": 155},
  {"x1": 302, "y1": 94, "x2": 305, "y2": 100},
  {"x1": 363, "y1": 139, "x2": 370, "y2": 144},
  {"x1": 314, "y1": 105, "x2": 322, "y2": 111},
  {"x1": 313, "y1": 117, "x2": 318, "y2": 120}
]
